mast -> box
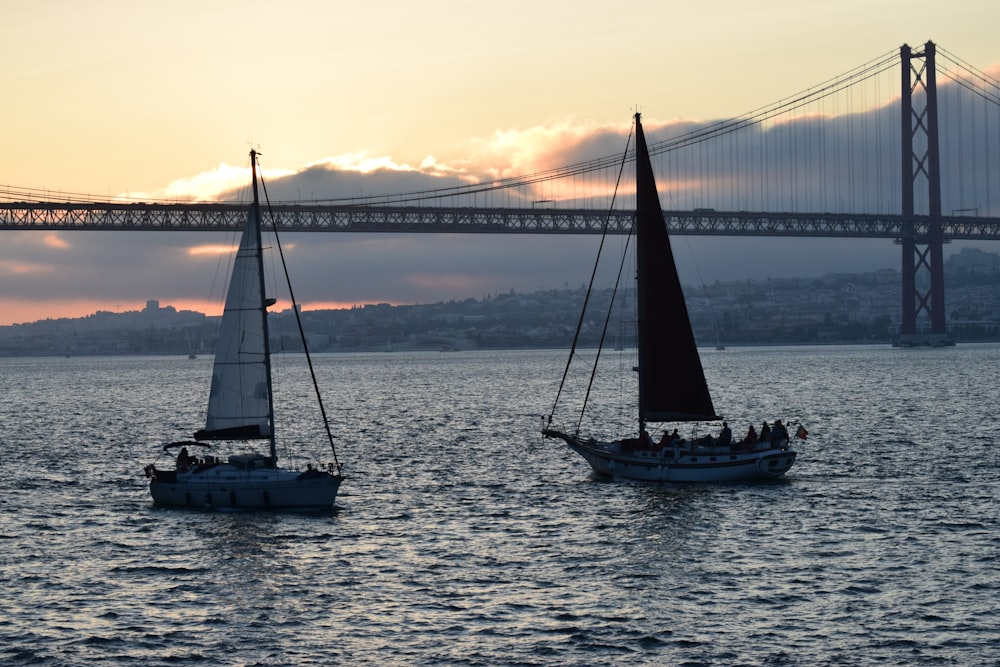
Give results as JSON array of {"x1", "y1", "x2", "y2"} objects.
[
  {"x1": 250, "y1": 149, "x2": 278, "y2": 463},
  {"x1": 635, "y1": 113, "x2": 649, "y2": 432}
]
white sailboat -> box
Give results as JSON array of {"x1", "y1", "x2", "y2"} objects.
[
  {"x1": 543, "y1": 114, "x2": 800, "y2": 483},
  {"x1": 144, "y1": 150, "x2": 344, "y2": 509}
]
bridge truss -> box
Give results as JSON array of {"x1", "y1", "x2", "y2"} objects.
[{"x1": 1, "y1": 203, "x2": 999, "y2": 241}]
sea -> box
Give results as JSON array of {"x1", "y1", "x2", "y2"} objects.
[{"x1": 1, "y1": 345, "x2": 997, "y2": 666}]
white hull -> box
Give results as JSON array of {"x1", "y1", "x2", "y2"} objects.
[
  {"x1": 547, "y1": 431, "x2": 796, "y2": 483},
  {"x1": 543, "y1": 119, "x2": 804, "y2": 486},
  {"x1": 148, "y1": 464, "x2": 342, "y2": 510}
]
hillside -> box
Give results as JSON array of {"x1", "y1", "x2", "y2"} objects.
[{"x1": 2, "y1": 247, "x2": 998, "y2": 356}]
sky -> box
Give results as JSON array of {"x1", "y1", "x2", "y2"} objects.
[{"x1": 2, "y1": 0, "x2": 999, "y2": 326}]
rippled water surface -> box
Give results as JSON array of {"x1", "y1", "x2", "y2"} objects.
[{"x1": 1, "y1": 346, "x2": 998, "y2": 665}]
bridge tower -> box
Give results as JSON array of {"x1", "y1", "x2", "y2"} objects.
[{"x1": 897, "y1": 41, "x2": 952, "y2": 346}]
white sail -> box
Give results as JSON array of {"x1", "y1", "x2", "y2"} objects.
[
  {"x1": 146, "y1": 149, "x2": 343, "y2": 510},
  {"x1": 199, "y1": 205, "x2": 272, "y2": 440}
]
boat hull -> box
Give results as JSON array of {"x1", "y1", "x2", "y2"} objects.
[
  {"x1": 545, "y1": 430, "x2": 796, "y2": 483},
  {"x1": 148, "y1": 464, "x2": 342, "y2": 510}
]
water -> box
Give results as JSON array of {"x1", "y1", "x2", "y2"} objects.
[{"x1": 1, "y1": 346, "x2": 998, "y2": 666}]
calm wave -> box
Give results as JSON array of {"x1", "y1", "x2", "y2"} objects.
[{"x1": 1, "y1": 346, "x2": 998, "y2": 665}]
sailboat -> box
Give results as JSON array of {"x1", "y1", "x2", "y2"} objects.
[
  {"x1": 143, "y1": 149, "x2": 344, "y2": 509},
  {"x1": 543, "y1": 114, "x2": 799, "y2": 483},
  {"x1": 713, "y1": 321, "x2": 725, "y2": 351}
]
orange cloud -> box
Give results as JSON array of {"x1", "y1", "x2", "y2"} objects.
[
  {"x1": 306, "y1": 154, "x2": 417, "y2": 174},
  {"x1": 43, "y1": 232, "x2": 70, "y2": 249},
  {"x1": 458, "y1": 119, "x2": 625, "y2": 179},
  {"x1": 0, "y1": 298, "x2": 135, "y2": 326},
  {"x1": 0, "y1": 259, "x2": 54, "y2": 275},
  {"x1": 0, "y1": 297, "x2": 230, "y2": 326},
  {"x1": 185, "y1": 241, "x2": 295, "y2": 258},
  {"x1": 122, "y1": 163, "x2": 296, "y2": 202},
  {"x1": 161, "y1": 298, "x2": 224, "y2": 317},
  {"x1": 187, "y1": 244, "x2": 238, "y2": 256}
]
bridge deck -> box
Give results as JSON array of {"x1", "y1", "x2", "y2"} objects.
[{"x1": 1, "y1": 203, "x2": 999, "y2": 240}]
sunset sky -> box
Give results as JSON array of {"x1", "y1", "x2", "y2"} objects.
[{"x1": 2, "y1": 0, "x2": 999, "y2": 326}]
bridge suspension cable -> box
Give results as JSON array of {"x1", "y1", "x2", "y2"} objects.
[
  {"x1": 288, "y1": 48, "x2": 904, "y2": 207},
  {"x1": 643, "y1": 48, "x2": 899, "y2": 156},
  {"x1": 0, "y1": 44, "x2": 993, "y2": 213},
  {"x1": 936, "y1": 46, "x2": 1000, "y2": 106}
]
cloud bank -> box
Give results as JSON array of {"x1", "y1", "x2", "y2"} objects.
[{"x1": 2, "y1": 71, "x2": 998, "y2": 326}]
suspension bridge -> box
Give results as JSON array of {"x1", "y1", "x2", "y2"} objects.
[{"x1": 3, "y1": 41, "x2": 999, "y2": 345}]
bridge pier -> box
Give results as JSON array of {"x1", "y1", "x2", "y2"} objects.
[{"x1": 896, "y1": 41, "x2": 952, "y2": 347}]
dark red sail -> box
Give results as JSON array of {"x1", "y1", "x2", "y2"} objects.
[{"x1": 633, "y1": 113, "x2": 719, "y2": 423}]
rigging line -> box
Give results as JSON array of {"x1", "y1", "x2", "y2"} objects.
[
  {"x1": 257, "y1": 159, "x2": 343, "y2": 474},
  {"x1": 545, "y1": 120, "x2": 634, "y2": 431},
  {"x1": 577, "y1": 219, "x2": 633, "y2": 436},
  {"x1": 683, "y1": 234, "x2": 708, "y2": 290}
]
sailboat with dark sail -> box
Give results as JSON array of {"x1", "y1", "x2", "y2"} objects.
[
  {"x1": 543, "y1": 114, "x2": 799, "y2": 482},
  {"x1": 143, "y1": 150, "x2": 344, "y2": 509}
]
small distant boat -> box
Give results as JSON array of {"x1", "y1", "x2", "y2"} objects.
[
  {"x1": 144, "y1": 150, "x2": 344, "y2": 509},
  {"x1": 543, "y1": 114, "x2": 799, "y2": 483}
]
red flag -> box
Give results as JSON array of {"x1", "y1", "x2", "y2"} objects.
[{"x1": 796, "y1": 425, "x2": 808, "y2": 440}]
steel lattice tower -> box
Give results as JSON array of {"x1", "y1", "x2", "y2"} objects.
[{"x1": 898, "y1": 41, "x2": 951, "y2": 346}]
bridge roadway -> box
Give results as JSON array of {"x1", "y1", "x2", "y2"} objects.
[{"x1": 2, "y1": 202, "x2": 1000, "y2": 240}]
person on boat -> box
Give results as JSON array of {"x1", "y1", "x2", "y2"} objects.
[
  {"x1": 718, "y1": 422, "x2": 732, "y2": 447},
  {"x1": 298, "y1": 463, "x2": 325, "y2": 479},
  {"x1": 640, "y1": 428, "x2": 654, "y2": 447},
  {"x1": 743, "y1": 424, "x2": 758, "y2": 447},
  {"x1": 759, "y1": 421, "x2": 771, "y2": 442},
  {"x1": 176, "y1": 446, "x2": 194, "y2": 470},
  {"x1": 771, "y1": 419, "x2": 788, "y2": 444}
]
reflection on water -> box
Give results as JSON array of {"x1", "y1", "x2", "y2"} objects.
[{"x1": 0, "y1": 347, "x2": 998, "y2": 665}]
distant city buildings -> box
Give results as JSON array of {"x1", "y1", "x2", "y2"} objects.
[{"x1": 1, "y1": 248, "x2": 998, "y2": 356}]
